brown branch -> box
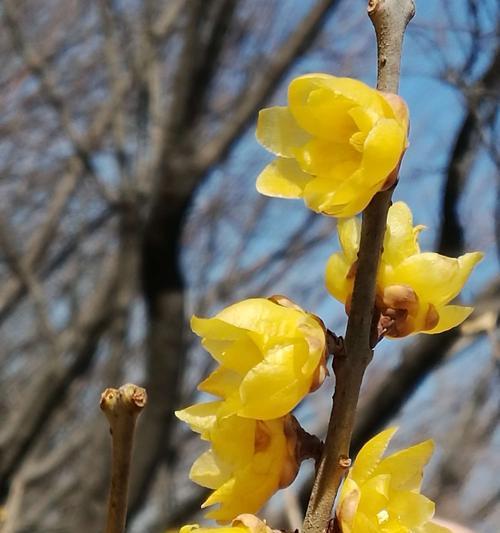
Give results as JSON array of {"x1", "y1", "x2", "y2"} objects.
[
  {"x1": 302, "y1": 2, "x2": 415, "y2": 532},
  {"x1": 101, "y1": 384, "x2": 147, "y2": 533}
]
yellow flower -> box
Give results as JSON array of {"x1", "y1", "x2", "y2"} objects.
[
  {"x1": 179, "y1": 514, "x2": 278, "y2": 533},
  {"x1": 325, "y1": 201, "x2": 483, "y2": 337},
  {"x1": 256, "y1": 73, "x2": 409, "y2": 217},
  {"x1": 175, "y1": 403, "x2": 300, "y2": 522},
  {"x1": 191, "y1": 296, "x2": 328, "y2": 420},
  {"x1": 337, "y1": 428, "x2": 451, "y2": 533}
]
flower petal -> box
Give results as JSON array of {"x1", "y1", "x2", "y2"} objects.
[
  {"x1": 190, "y1": 449, "x2": 231, "y2": 489},
  {"x1": 383, "y1": 201, "x2": 421, "y2": 266},
  {"x1": 256, "y1": 157, "x2": 312, "y2": 198},
  {"x1": 293, "y1": 138, "x2": 359, "y2": 177},
  {"x1": 338, "y1": 217, "x2": 361, "y2": 262},
  {"x1": 256, "y1": 106, "x2": 310, "y2": 157},
  {"x1": 390, "y1": 252, "x2": 483, "y2": 305},
  {"x1": 387, "y1": 491, "x2": 435, "y2": 528},
  {"x1": 238, "y1": 340, "x2": 314, "y2": 419},
  {"x1": 373, "y1": 439, "x2": 434, "y2": 491},
  {"x1": 425, "y1": 305, "x2": 473, "y2": 334},
  {"x1": 361, "y1": 118, "x2": 406, "y2": 185},
  {"x1": 198, "y1": 366, "x2": 242, "y2": 398},
  {"x1": 175, "y1": 401, "x2": 222, "y2": 439},
  {"x1": 350, "y1": 427, "x2": 398, "y2": 486},
  {"x1": 325, "y1": 252, "x2": 352, "y2": 304},
  {"x1": 288, "y1": 75, "x2": 359, "y2": 141}
]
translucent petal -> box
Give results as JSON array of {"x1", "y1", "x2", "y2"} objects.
[
  {"x1": 351, "y1": 427, "x2": 398, "y2": 486},
  {"x1": 211, "y1": 416, "x2": 256, "y2": 466},
  {"x1": 338, "y1": 217, "x2": 361, "y2": 262},
  {"x1": 308, "y1": 172, "x2": 382, "y2": 217},
  {"x1": 256, "y1": 106, "x2": 310, "y2": 157},
  {"x1": 256, "y1": 157, "x2": 312, "y2": 198},
  {"x1": 289, "y1": 75, "x2": 389, "y2": 126},
  {"x1": 216, "y1": 298, "x2": 304, "y2": 339},
  {"x1": 424, "y1": 305, "x2": 473, "y2": 335},
  {"x1": 190, "y1": 449, "x2": 231, "y2": 489},
  {"x1": 175, "y1": 401, "x2": 222, "y2": 439},
  {"x1": 198, "y1": 366, "x2": 241, "y2": 398},
  {"x1": 325, "y1": 252, "x2": 352, "y2": 303},
  {"x1": 350, "y1": 512, "x2": 380, "y2": 533},
  {"x1": 357, "y1": 474, "x2": 391, "y2": 516},
  {"x1": 390, "y1": 252, "x2": 483, "y2": 305},
  {"x1": 293, "y1": 138, "x2": 359, "y2": 177},
  {"x1": 374, "y1": 439, "x2": 434, "y2": 491},
  {"x1": 383, "y1": 201, "x2": 421, "y2": 267},
  {"x1": 238, "y1": 340, "x2": 313, "y2": 419},
  {"x1": 191, "y1": 316, "x2": 247, "y2": 342},
  {"x1": 349, "y1": 106, "x2": 378, "y2": 133},
  {"x1": 288, "y1": 76, "x2": 359, "y2": 141},
  {"x1": 361, "y1": 118, "x2": 406, "y2": 185},
  {"x1": 387, "y1": 491, "x2": 435, "y2": 528}
]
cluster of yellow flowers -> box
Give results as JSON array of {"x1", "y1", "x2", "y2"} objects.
[
  {"x1": 177, "y1": 74, "x2": 481, "y2": 533},
  {"x1": 176, "y1": 297, "x2": 328, "y2": 520}
]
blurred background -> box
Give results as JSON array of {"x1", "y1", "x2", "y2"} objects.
[{"x1": 0, "y1": 0, "x2": 498, "y2": 532}]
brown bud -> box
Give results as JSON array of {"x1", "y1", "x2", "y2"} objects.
[{"x1": 382, "y1": 284, "x2": 419, "y2": 314}]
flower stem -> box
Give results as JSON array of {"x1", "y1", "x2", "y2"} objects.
[
  {"x1": 302, "y1": 2, "x2": 414, "y2": 532},
  {"x1": 101, "y1": 383, "x2": 147, "y2": 533}
]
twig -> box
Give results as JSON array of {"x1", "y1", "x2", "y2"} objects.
[
  {"x1": 101, "y1": 384, "x2": 147, "y2": 533},
  {"x1": 302, "y1": 2, "x2": 415, "y2": 532}
]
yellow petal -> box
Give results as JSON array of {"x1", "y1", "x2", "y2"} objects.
[
  {"x1": 175, "y1": 402, "x2": 222, "y2": 439},
  {"x1": 356, "y1": 474, "x2": 391, "y2": 516},
  {"x1": 325, "y1": 252, "x2": 352, "y2": 304},
  {"x1": 216, "y1": 298, "x2": 302, "y2": 339},
  {"x1": 288, "y1": 76, "x2": 358, "y2": 141},
  {"x1": 338, "y1": 217, "x2": 361, "y2": 262},
  {"x1": 304, "y1": 171, "x2": 381, "y2": 217},
  {"x1": 289, "y1": 75, "x2": 389, "y2": 130},
  {"x1": 383, "y1": 201, "x2": 421, "y2": 266},
  {"x1": 192, "y1": 315, "x2": 245, "y2": 340},
  {"x1": 256, "y1": 106, "x2": 310, "y2": 157},
  {"x1": 198, "y1": 366, "x2": 241, "y2": 398},
  {"x1": 237, "y1": 340, "x2": 313, "y2": 419},
  {"x1": 190, "y1": 449, "x2": 231, "y2": 489},
  {"x1": 256, "y1": 157, "x2": 312, "y2": 198},
  {"x1": 387, "y1": 491, "x2": 435, "y2": 528},
  {"x1": 293, "y1": 138, "x2": 359, "y2": 177},
  {"x1": 425, "y1": 305, "x2": 473, "y2": 334},
  {"x1": 374, "y1": 439, "x2": 434, "y2": 491},
  {"x1": 361, "y1": 118, "x2": 406, "y2": 185},
  {"x1": 350, "y1": 427, "x2": 398, "y2": 486},
  {"x1": 211, "y1": 416, "x2": 256, "y2": 466},
  {"x1": 390, "y1": 252, "x2": 483, "y2": 305}
]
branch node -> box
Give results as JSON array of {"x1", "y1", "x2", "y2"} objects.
[{"x1": 101, "y1": 383, "x2": 147, "y2": 533}]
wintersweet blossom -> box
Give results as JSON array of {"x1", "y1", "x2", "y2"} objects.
[
  {"x1": 179, "y1": 514, "x2": 278, "y2": 533},
  {"x1": 337, "y1": 427, "x2": 451, "y2": 533},
  {"x1": 175, "y1": 402, "x2": 300, "y2": 522},
  {"x1": 256, "y1": 73, "x2": 409, "y2": 217},
  {"x1": 325, "y1": 201, "x2": 483, "y2": 337},
  {"x1": 190, "y1": 296, "x2": 328, "y2": 420}
]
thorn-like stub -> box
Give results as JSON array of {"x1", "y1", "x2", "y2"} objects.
[
  {"x1": 339, "y1": 455, "x2": 352, "y2": 469},
  {"x1": 367, "y1": 0, "x2": 380, "y2": 14}
]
